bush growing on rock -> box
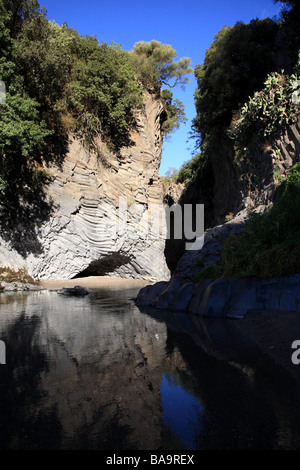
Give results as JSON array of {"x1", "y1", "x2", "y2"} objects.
[
  {"x1": 208, "y1": 163, "x2": 300, "y2": 280},
  {"x1": 0, "y1": 0, "x2": 192, "y2": 198}
]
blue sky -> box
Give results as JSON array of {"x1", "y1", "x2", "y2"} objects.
[{"x1": 41, "y1": 0, "x2": 282, "y2": 175}]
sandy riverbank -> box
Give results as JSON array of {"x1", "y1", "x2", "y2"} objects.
[{"x1": 40, "y1": 276, "x2": 150, "y2": 290}]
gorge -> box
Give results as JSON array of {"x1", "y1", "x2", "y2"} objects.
[{"x1": 1, "y1": 0, "x2": 300, "y2": 452}]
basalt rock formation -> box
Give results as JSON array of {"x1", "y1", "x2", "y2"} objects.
[
  {"x1": 137, "y1": 118, "x2": 300, "y2": 316},
  {"x1": 164, "y1": 118, "x2": 300, "y2": 272},
  {"x1": 0, "y1": 91, "x2": 170, "y2": 281}
]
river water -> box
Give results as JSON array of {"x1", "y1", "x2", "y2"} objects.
[{"x1": 0, "y1": 284, "x2": 300, "y2": 450}]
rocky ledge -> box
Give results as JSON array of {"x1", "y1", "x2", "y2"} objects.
[
  {"x1": 136, "y1": 218, "x2": 300, "y2": 317},
  {"x1": 136, "y1": 274, "x2": 300, "y2": 318}
]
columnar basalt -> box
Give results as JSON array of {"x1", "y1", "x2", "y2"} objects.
[{"x1": 0, "y1": 91, "x2": 170, "y2": 281}]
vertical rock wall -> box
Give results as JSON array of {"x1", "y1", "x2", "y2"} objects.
[{"x1": 0, "y1": 91, "x2": 170, "y2": 281}]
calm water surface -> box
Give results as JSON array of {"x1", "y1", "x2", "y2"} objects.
[{"x1": 0, "y1": 285, "x2": 300, "y2": 450}]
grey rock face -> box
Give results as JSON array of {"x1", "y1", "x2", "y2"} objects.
[
  {"x1": 0, "y1": 92, "x2": 170, "y2": 282},
  {"x1": 136, "y1": 281, "x2": 168, "y2": 307},
  {"x1": 136, "y1": 273, "x2": 300, "y2": 317},
  {"x1": 197, "y1": 279, "x2": 231, "y2": 318},
  {"x1": 188, "y1": 279, "x2": 212, "y2": 314},
  {"x1": 136, "y1": 213, "x2": 300, "y2": 316},
  {"x1": 173, "y1": 220, "x2": 245, "y2": 284}
]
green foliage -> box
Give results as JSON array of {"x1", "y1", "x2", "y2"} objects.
[
  {"x1": 65, "y1": 38, "x2": 143, "y2": 150},
  {"x1": 0, "y1": 0, "x2": 191, "y2": 202},
  {"x1": 165, "y1": 167, "x2": 178, "y2": 178},
  {"x1": 0, "y1": 1, "x2": 190, "y2": 198},
  {"x1": 2, "y1": 0, "x2": 44, "y2": 37},
  {"x1": 15, "y1": 18, "x2": 143, "y2": 150},
  {"x1": 220, "y1": 163, "x2": 300, "y2": 279},
  {"x1": 131, "y1": 40, "x2": 193, "y2": 92},
  {"x1": 175, "y1": 152, "x2": 207, "y2": 185},
  {"x1": 0, "y1": 1, "x2": 51, "y2": 192},
  {"x1": 228, "y1": 71, "x2": 299, "y2": 163},
  {"x1": 0, "y1": 265, "x2": 36, "y2": 284},
  {"x1": 275, "y1": 0, "x2": 300, "y2": 70},
  {"x1": 16, "y1": 19, "x2": 74, "y2": 111},
  {"x1": 192, "y1": 19, "x2": 279, "y2": 144},
  {"x1": 181, "y1": 10, "x2": 300, "y2": 202},
  {"x1": 192, "y1": 164, "x2": 300, "y2": 282},
  {"x1": 0, "y1": 87, "x2": 52, "y2": 189},
  {"x1": 192, "y1": 264, "x2": 223, "y2": 283},
  {"x1": 161, "y1": 89, "x2": 187, "y2": 137}
]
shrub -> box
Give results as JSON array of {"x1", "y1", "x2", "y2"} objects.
[
  {"x1": 227, "y1": 71, "x2": 299, "y2": 163},
  {"x1": 192, "y1": 264, "x2": 223, "y2": 283},
  {"x1": 0, "y1": 266, "x2": 36, "y2": 283},
  {"x1": 221, "y1": 162, "x2": 300, "y2": 279},
  {"x1": 193, "y1": 163, "x2": 300, "y2": 282}
]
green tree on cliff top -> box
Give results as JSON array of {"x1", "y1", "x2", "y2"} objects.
[{"x1": 131, "y1": 40, "x2": 193, "y2": 92}]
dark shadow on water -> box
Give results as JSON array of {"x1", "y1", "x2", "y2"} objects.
[{"x1": 140, "y1": 306, "x2": 300, "y2": 450}]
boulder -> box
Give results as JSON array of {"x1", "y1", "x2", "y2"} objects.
[
  {"x1": 135, "y1": 281, "x2": 168, "y2": 306},
  {"x1": 188, "y1": 279, "x2": 213, "y2": 314},
  {"x1": 197, "y1": 279, "x2": 231, "y2": 318},
  {"x1": 279, "y1": 274, "x2": 300, "y2": 311},
  {"x1": 168, "y1": 282, "x2": 195, "y2": 311},
  {"x1": 226, "y1": 276, "x2": 260, "y2": 318},
  {"x1": 156, "y1": 279, "x2": 183, "y2": 310},
  {"x1": 0, "y1": 281, "x2": 45, "y2": 292},
  {"x1": 57, "y1": 286, "x2": 89, "y2": 296}
]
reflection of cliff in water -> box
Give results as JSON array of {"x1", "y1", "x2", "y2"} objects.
[
  {"x1": 1, "y1": 289, "x2": 300, "y2": 450},
  {"x1": 0, "y1": 289, "x2": 190, "y2": 449},
  {"x1": 0, "y1": 312, "x2": 62, "y2": 449}
]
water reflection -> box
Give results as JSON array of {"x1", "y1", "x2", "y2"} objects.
[
  {"x1": 0, "y1": 287, "x2": 300, "y2": 450},
  {"x1": 161, "y1": 373, "x2": 204, "y2": 449}
]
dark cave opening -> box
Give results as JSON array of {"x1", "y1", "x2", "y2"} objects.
[{"x1": 72, "y1": 253, "x2": 132, "y2": 278}]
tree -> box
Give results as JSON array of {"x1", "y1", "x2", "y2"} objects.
[
  {"x1": 274, "y1": 0, "x2": 300, "y2": 71},
  {"x1": 0, "y1": 0, "x2": 51, "y2": 192},
  {"x1": 2, "y1": 0, "x2": 44, "y2": 37},
  {"x1": 274, "y1": 0, "x2": 297, "y2": 8},
  {"x1": 161, "y1": 89, "x2": 187, "y2": 137},
  {"x1": 131, "y1": 40, "x2": 193, "y2": 91},
  {"x1": 67, "y1": 39, "x2": 143, "y2": 149},
  {"x1": 164, "y1": 167, "x2": 178, "y2": 178},
  {"x1": 192, "y1": 18, "x2": 279, "y2": 147}
]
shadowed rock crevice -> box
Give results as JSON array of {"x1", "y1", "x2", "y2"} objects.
[
  {"x1": 0, "y1": 133, "x2": 69, "y2": 258},
  {"x1": 73, "y1": 253, "x2": 132, "y2": 278},
  {"x1": 0, "y1": 190, "x2": 54, "y2": 257}
]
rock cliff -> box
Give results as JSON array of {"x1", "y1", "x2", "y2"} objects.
[
  {"x1": 137, "y1": 118, "x2": 300, "y2": 316},
  {"x1": 0, "y1": 91, "x2": 170, "y2": 281},
  {"x1": 164, "y1": 118, "x2": 300, "y2": 271}
]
